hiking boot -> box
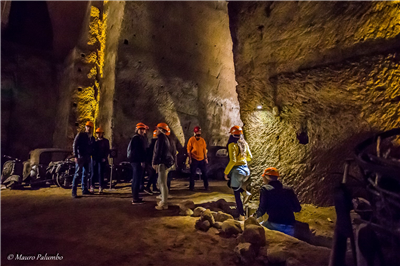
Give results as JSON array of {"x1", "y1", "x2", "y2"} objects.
[
  {"x1": 72, "y1": 193, "x2": 77, "y2": 198},
  {"x1": 89, "y1": 186, "x2": 94, "y2": 193},
  {"x1": 82, "y1": 190, "x2": 92, "y2": 195},
  {"x1": 132, "y1": 198, "x2": 143, "y2": 204},
  {"x1": 99, "y1": 187, "x2": 103, "y2": 194},
  {"x1": 238, "y1": 215, "x2": 245, "y2": 221},
  {"x1": 155, "y1": 202, "x2": 168, "y2": 210}
]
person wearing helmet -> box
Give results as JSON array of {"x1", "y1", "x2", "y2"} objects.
[
  {"x1": 143, "y1": 130, "x2": 160, "y2": 195},
  {"x1": 187, "y1": 126, "x2": 208, "y2": 191},
  {"x1": 252, "y1": 167, "x2": 301, "y2": 236},
  {"x1": 91, "y1": 127, "x2": 110, "y2": 193},
  {"x1": 224, "y1": 125, "x2": 252, "y2": 221},
  {"x1": 127, "y1": 122, "x2": 149, "y2": 204},
  {"x1": 71, "y1": 121, "x2": 96, "y2": 198},
  {"x1": 152, "y1": 123, "x2": 176, "y2": 210}
]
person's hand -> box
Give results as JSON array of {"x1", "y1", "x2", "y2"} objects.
[
  {"x1": 224, "y1": 174, "x2": 229, "y2": 181},
  {"x1": 205, "y1": 158, "x2": 209, "y2": 164},
  {"x1": 141, "y1": 162, "x2": 145, "y2": 168},
  {"x1": 75, "y1": 158, "x2": 78, "y2": 163},
  {"x1": 152, "y1": 164, "x2": 157, "y2": 170},
  {"x1": 102, "y1": 158, "x2": 106, "y2": 163},
  {"x1": 189, "y1": 158, "x2": 192, "y2": 164}
]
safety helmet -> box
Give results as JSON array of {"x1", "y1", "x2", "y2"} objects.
[
  {"x1": 153, "y1": 130, "x2": 158, "y2": 138},
  {"x1": 85, "y1": 121, "x2": 94, "y2": 128},
  {"x1": 136, "y1": 122, "x2": 148, "y2": 130},
  {"x1": 229, "y1": 125, "x2": 243, "y2": 135},
  {"x1": 194, "y1": 126, "x2": 201, "y2": 133},
  {"x1": 166, "y1": 128, "x2": 171, "y2": 136},
  {"x1": 95, "y1": 127, "x2": 104, "y2": 133},
  {"x1": 157, "y1": 123, "x2": 169, "y2": 132},
  {"x1": 262, "y1": 167, "x2": 279, "y2": 177}
]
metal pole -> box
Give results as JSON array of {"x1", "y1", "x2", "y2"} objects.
[{"x1": 109, "y1": 157, "x2": 113, "y2": 190}]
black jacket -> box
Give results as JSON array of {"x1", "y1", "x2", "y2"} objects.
[
  {"x1": 73, "y1": 132, "x2": 95, "y2": 158},
  {"x1": 127, "y1": 134, "x2": 148, "y2": 163},
  {"x1": 255, "y1": 180, "x2": 301, "y2": 225},
  {"x1": 152, "y1": 133, "x2": 176, "y2": 167},
  {"x1": 93, "y1": 138, "x2": 110, "y2": 162}
]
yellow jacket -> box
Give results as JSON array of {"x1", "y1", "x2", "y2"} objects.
[{"x1": 224, "y1": 142, "x2": 252, "y2": 175}]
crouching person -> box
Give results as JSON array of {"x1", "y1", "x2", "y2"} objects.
[{"x1": 252, "y1": 167, "x2": 301, "y2": 236}]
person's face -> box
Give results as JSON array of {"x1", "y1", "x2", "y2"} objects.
[
  {"x1": 96, "y1": 132, "x2": 103, "y2": 138},
  {"x1": 85, "y1": 126, "x2": 92, "y2": 133},
  {"x1": 138, "y1": 128, "x2": 146, "y2": 136},
  {"x1": 195, "y1": 130, "x2": 201, "y2": 139}
]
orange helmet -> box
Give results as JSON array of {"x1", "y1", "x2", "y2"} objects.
[
  {"x1": 95, "y1": 127, "x2": 104, "y2": 133},
  {"x1": 166, "y1": 128, "x2": 171, "y2": 136},
  {"x1": 85, "y1": 121, "x2": 94, "y2": 128},
  {"x1": 262, "y1": 167, "x2": 279, "y2": 177},
  {"x1": 153, "y1": 130, "x2": 158, "y2": 138},
  {"x1": 157, "y1": 122, "x2": 169, "y2": 132},
  {"x1": 136, "y1": 122, "x2": 148, "y2": 130},
  {"x1": 230, "y1": 125, "x2": 243, "y2": 135}
]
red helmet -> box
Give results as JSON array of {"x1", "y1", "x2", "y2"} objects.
[
  {"x1": 229, "y1": 125, "x2": 243, "y2": 135},
  {"x1": 262, "y1": 167, "x2": 279, "y2": 177},
  {"x1": 136, "y1": 122, "x2": 148, "y2": 130},
  {"x1": 194, "y1": 126, "x2": 201, "y2": 133}
]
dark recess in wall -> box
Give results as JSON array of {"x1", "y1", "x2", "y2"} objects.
[{"x1": 3, "y1": 1, "x2": 53, "y2": 51}]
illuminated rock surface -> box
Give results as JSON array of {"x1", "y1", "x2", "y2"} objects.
[{"x1": 228, "y1": 1, "x2": 400, "y2": 205}]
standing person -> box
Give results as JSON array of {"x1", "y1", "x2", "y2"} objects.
[
  {"x1": 91, "y1": 127, "x2": 110, "y2": 194},
  {"x1": 72, "y1": 121, "x2": 95, "y2": 198},
  {"x1": 127, "y1": 122, "x2": 149, "y2": 204},
  {"x1": 224, "y1": 125, "x2": 252, "y2": 221},
  {"x1": 143, "y1": 130, "x2": 159, "y2": 195},
  {"x1": 152, "y1": 123, "x2": 175, "y2": 210},
  {"x1": 252, "y1": 167, "x2": 301, "y2": 236},
  {"x1": 187, "y1": 126, "x2": 208, "y2": 191}
]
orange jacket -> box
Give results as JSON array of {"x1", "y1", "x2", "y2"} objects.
[{"x1": 187, "y1": 136, "x2": 207, "y2": 161}]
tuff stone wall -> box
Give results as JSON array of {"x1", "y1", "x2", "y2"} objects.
[
  {"x1": 228, "y1": 1, "x2": 400, "y2": 205},
  {"x1": 111, "y1": 2, "x2": 241, "y2": 160},
  {"x1": 1, "y1": 43, "x2": 57, "y2": 160}
]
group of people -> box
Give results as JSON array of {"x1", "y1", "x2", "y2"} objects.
[{"x1": 72, "y1": 121, "x2": 301, "y2": 235}]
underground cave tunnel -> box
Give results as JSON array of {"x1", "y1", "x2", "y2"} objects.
[{"x1": 1, "y1": 1, "x2": 400, "y2": 266}]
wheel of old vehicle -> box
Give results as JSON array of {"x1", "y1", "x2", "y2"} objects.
[{"x1": 56, "y1": 171, "x2": 72, "y2": 189}]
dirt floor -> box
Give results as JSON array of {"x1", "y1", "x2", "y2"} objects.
[{"x1": 2, "y1": 180, "x2": 338, "y2": 266}]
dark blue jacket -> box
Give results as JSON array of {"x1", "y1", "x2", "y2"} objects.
[
  {"x1": 127, "y1": 134, "x2": 148, "y2": 163},
  {"x1": 73, "y1": 132, "x2": 95, "y2": 159},
  {"x1": 255, "y1": 180, "x2": 301, "y2": 225},
  {"x1": 93, "y1": 138, "x2": 110, "y2": 162}
]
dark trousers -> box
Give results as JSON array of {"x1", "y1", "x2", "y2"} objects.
[
  {"x1": 91, "y1": 160, "x2": 107, "y2": 188},
  {"x1": 233, "y1": 187, "x2": 245, "y2": 216},
  {"x1": 131, "y1": 162, "x2": 143, "y2": 200},
  {"x1": 189, "y1": 159, "x2": 208, "y2": 190},
  {"x1": 72, "y1": 158, "x2": 91, "y2": 195},
  {"x1": 145, "y1": 164, "x2": 158, "y2": 191}
]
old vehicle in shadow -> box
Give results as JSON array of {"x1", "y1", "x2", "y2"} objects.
[
  {"x1": 1, "y1": 148, "x2": 73, "y2": 189},
  {"x1": 177, "y1": 145, "x2": 229, "y2": 180}
]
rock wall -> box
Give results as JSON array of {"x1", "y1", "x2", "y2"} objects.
[
  {"x1": 228, "y1": 1, "x2": 400, "y2": 205},
  {"x1": 111, "y1": 2, "x2": 241, "y2": 160},
  {"x1": 1, "y1": 43, "x2": 58, "y2": 160}
]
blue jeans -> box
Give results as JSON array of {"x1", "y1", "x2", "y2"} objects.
[
  {"x1": 131, "y1": 163, "x2": 143, "y2": 201},
  {"x1": 72, "y1": 158, "x2": 91, "y2": 195},
  {"x1": 262, "y1": 221, "x2": 295, "y2": 236},
  {"x1": 92, "y1": 160, "x2": 107, "y2": 188},
  {"x1": 189, "y1": 159, "x2": 208, "y2": 190}
]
